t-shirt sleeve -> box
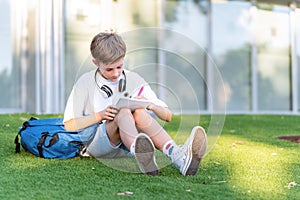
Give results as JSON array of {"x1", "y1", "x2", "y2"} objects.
[{"x1": 63, "y1": 77, "x2": 89, "y2": 123}]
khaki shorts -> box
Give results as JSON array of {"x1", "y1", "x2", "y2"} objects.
[{"x1": 86, "y1": 122, "x2": 132, "y2": 158}]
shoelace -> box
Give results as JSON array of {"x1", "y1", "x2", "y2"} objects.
[{"x1": 171, "y1": 145, "x2": 187, "y2": 169}]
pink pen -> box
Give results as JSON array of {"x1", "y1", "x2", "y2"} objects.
[{"x1": 137, "y1": 86, "x2": 144, "y2": 96}]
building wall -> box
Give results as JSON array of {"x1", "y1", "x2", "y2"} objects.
[{"x1": 0, "y1": 0, "x2": 300, "y2": 114}]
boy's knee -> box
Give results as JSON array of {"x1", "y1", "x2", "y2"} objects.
[
  {"x1": 133, "y1": 108, "x2": 147, "y2": 118},
  {"x1": 133, "y1": 109, "x2": 151, "y2": 126},
  {"x1": 115, "y1": 108, "x2": 132, "y2": 122}
]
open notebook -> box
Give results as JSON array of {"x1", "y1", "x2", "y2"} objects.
[{"x1": 116, "y1": 98, "x2": 151, "y2": 111}]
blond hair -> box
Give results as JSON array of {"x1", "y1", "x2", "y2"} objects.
[{"x1": 90, "y1": 31, "x2": 126, "y2": 66}]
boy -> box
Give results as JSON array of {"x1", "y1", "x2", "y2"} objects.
[{"x1": 63, "y1": 31, "x2": 207, "y2": 176}]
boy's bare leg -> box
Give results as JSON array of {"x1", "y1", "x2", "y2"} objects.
[
  {"x1": 106, "y1": 108, "x2": 138, "y2": 149},
  {"x1": 133, "y1": 109, "x2": 172, "y2": 151}
]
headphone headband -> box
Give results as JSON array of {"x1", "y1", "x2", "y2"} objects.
[{"x1": 94, "y1": 69, "x2": 127, "y2": 98}]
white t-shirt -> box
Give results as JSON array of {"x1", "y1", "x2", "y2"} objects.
[{"x1": 63, "y1": 69, "x2": 167, "y2": 123}]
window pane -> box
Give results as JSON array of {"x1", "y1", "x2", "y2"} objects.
[
  {"x1": 0, "y1": 1, "x2": 21, "y2": 109},
  {"x1": 64, "y1": 0, "x2": 158, "y2": 98},
  {"x1": 64, "y1": 0, "x2": 99, "y2": 98},
  {"x1": 212, "y1": 1, "x2": 252, "y2": 111},
  {"x1": 256, "y1": 6, "x2": 290, "y2": 111},
  {"x1": 162, "y1": 0, "x2": 207, "y2": 111}
]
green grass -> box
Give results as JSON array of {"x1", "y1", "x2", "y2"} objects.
[{"x1": 0, "y1": 114, "x2": 299, "y2": 199}]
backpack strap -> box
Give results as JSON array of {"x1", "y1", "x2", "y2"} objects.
[
  {"x1": 14, "y1": 135, "x2": 21, "y2": 153},
  {"x1": 37, "y1": 132, "x2": 59, "y2": 158},
  {"x1": 15, "y1": 118, "x2": 36, "y2": 154},
  {"x1": 37, "y1": 132, "x2": 48, "y2": 158}
]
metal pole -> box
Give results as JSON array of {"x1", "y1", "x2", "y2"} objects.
[
  {"x1": 290, "y1": 2, "x2": 298, "y2": 113},
  {"x1": 250, "y1": 1, "x2": 258, "y2": 113},
  {"x1": 157, "y1": 0, "x2": 166, "y2": 101},
  {"x1": 206, "y1": 0, "x2": 213, "y2": 113},
  {"x1": 35, "y1": 0, "x2": 42, "y2": 114}
]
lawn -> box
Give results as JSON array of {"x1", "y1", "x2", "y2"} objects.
[{"x1": 0, "y1": 113, "x2": 299, "y2": 200}]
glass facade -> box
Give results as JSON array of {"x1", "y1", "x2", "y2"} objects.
[
  {"x1": 1, "y1": 0, "x2": 300, "y2": 114},
  {"x1": 0, "y1": 0, "x2": 21, "y2": 111}
]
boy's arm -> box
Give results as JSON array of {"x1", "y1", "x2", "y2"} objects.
[
  {"x1": 64, "y1": 113, "x2": 100, "y2": 131},
  {"x1": 147, "y1": 104, "x2": 172, "y2": 122},
  {"x1": 64, "y1": 105, "x2": 119, "y2": 131}
]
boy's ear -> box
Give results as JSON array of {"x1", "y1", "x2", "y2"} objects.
[{"x1": 92, "y1": 59, "x2": 99, "y2": 66}]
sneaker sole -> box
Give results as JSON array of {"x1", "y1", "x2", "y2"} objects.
[
  {"x1": 134, "y1": 134, "x2": 159, "y2": 176},
  {"x1": 185, "y1": 126, "x2": 207, "y2": 176}
]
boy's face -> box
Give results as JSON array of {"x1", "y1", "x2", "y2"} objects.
[{"x1": 97, "y1": 58, "x2": 124, "y2": 82}]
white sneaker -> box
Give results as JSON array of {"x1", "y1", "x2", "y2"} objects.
[
  {"x1": 172, "y1": 126, "x2": 207, "y2": 176},
  {"x1": 79, "y1": 146, "x2": 91, "y2": 158},
  {"x1": 134, "y1": 133, "x2": 159, "y2": 176}
]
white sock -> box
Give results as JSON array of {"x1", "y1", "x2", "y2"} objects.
[
  {"x1": 162, "y1": 140, "x2": 177, "y2": 159},
  {"x1": 130, "y1": 143, "x2": 135, "y2": 156}
]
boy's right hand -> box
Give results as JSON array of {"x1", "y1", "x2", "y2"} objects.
[{"x1": 99, "y1": 105, "x2": 119, "y2": 121}]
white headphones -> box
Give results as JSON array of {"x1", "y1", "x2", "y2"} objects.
[{"x1": 94, "y1": 69, "x2": 127, "y2": 98}]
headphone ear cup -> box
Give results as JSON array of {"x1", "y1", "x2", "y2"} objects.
[
  {"x1": 118, "y1": 79, "x2": 126, "y2": 93},
  {"x1": 100, "y1": 85, "x2": 113, "y2": 98}
]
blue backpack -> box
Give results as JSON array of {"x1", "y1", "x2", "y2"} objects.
[{"x1": 15, "y1": 117, "x2": 98, "y2": 159}]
